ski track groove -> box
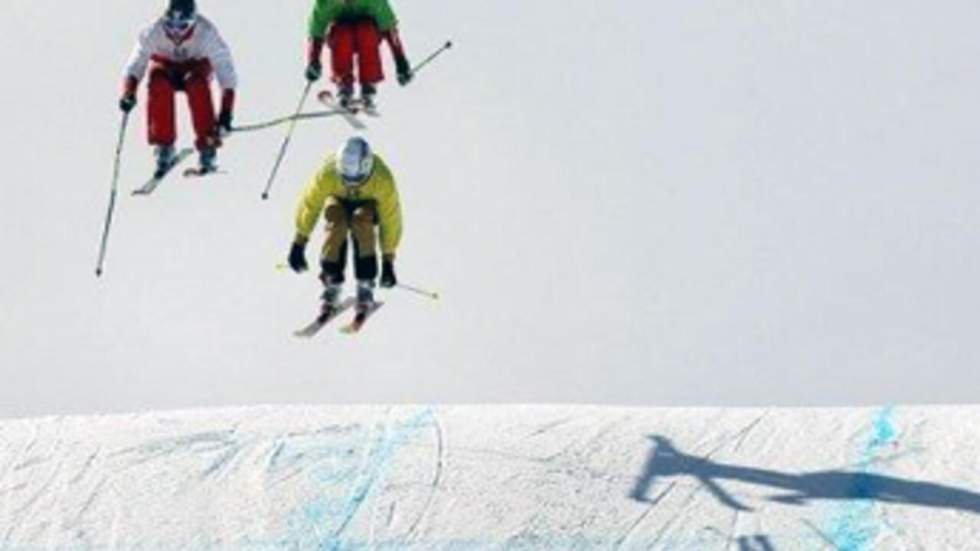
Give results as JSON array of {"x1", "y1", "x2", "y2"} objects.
[
  {"x1": 200, "y1": 445, "x2": 241, "y2": 481},
  {"x1": 69, "y1": 448, "x2": 101, "y2": 485},
  {"x1": 612, "y1": 499, "x2": 659, "y2": 551},
  {"x1": 526, "y1": 416, "x2": 574, "y2": 439},
  {"x1": 403, "y1": 409, "x2": 445, "y2": 544},
  {"x1": 267, "y1": 441, "x2": 285, "y2": 474},
  {"x1": 13, "y1": 456, "x2": 49, "y2": 472},
  {"x1": 385, "y1": 502, "x2": 397, "y2": 529},
  {"x1": 71, "y1": 475, "x2": 108, "y2": 528},
  {"x1": 801, "y1": 518, "x2": 842, "y2": 550},
  {"x1": 10, "y1": 449, "x2": 65, "y2": 518},
  {"x1": 732, "y1": 412, "x2": 768, "y2": 455}
]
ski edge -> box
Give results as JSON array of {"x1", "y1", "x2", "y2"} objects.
[
  {"x1": 293, "y1": 298, "x2": 357, "y2": 338},
  {"x1": 132, "y1": 147, "x2": 195, "y2": 196},
  {"x1": 339, "y1": 301, "x2": 384, "y2": 335}
]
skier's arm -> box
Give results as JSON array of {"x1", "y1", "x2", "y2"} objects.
[
  {"x1": 307, "y1": 36, "x2": 325, "y2": 68},
  {"x1": 305, "y1": 0, "x2": 333, "y2": 80},
  {"x1": 294, "y1": 166, "x2": 334, "y2": 242},
  {"x1": 383, "y1": 28, "x2": 407, "y2": 62},
  {"x1": 381, "y1": 25, "x2": 411, "y2": 85},
  {"x1": 121, "y1": 28, "x2": 153, "y2": 94},
  {"x1": 202, "y1": 24, "x2": 237, "y2": 92},
  {"x1": 375, "y1": 176, "x2": 403, "y2": 258},
  {"x1": 201, "y1": 21, "x2": 237, "y2": 129},
  {"x1": 308, "y1": 0, "x2": 336, "y2": 39}
]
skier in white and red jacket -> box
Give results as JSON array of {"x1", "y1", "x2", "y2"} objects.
[{"x1": 119, "y1": 0, "x2": 237, "y2": 175}]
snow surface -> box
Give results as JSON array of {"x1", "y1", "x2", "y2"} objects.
[{"x1": 2, "y1": 405, "x2": 979, "y2": 549}]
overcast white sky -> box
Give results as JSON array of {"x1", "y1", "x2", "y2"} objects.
[{"x1": 1, "y1": 1, "x2": 979, "y2": 418}]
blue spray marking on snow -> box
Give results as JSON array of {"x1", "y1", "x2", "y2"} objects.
[
  {"x1": 824, "y1": 406, "x2": 897, "y2": 551},
  {"x1": 278, "y1": 408, "x2": 437, "y2": 551}
]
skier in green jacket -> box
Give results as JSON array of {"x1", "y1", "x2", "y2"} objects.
[{"x1": 305, "y1": 0, "x2": 412, "y2": 110}]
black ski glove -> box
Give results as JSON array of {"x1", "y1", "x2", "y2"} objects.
[
  {"x1": 395, "y1": 56, "x2": 413, "y2": 86},
  {"x1": 218, "y1": 109, "x2": 233, "y2": 133},
  {"x1": 380, "y1": 257, "x2": 397, "y2": 288},
  {"x1": 288, "y1": 241, "x2": 308, "y2": 273},
  {"x1": 305, "y1": 61, "x2": 322, "y2": 83},
  {"x1": 119, "y1": 93, "x2": 137, "y2": 113}
]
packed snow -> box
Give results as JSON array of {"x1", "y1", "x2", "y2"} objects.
[{"x1": 2, "y1": 405, "x2": 978, "y2": 549}]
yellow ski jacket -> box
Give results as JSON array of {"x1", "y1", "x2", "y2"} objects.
[{"x1": 295, "y1": 154, "x2": 403, "y2": 257}]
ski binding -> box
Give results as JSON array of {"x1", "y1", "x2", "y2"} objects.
[
  {"x1": 294, "y1": 297, "x2": 357, "y2": 338},
  {"x1": 132, "y1": 147, "x2": 194, "y2": 196}
]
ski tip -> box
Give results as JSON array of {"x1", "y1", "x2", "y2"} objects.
[
  {"x1": 95, "y1": 268, "x2": 103, "y2": 277},
  {"x1": 261, "y1": 192, "x2": 269, "y2": 201},
  {"x1": 446, "y1": 40, "x2": 453, "y2": 48}
]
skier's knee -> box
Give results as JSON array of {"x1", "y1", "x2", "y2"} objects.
[
  {"x1": 324, "y1": 203, "x2": 348, "y2": 224},
  {"x1": 319, "y1": 260, "x2": 345, "y2": 285},
  {"x1": 351, "y1": 206, "x2": 375, "y2": 226}
]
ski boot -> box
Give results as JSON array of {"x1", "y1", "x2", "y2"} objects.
[
  {"x1": 355, "y1": 280, "x2": 375, "y2": 314},
  {"x1": 154, "y1": 145, "x2": 177, "y2": 178},
  {"x1": 319, "y1": 282, "x2": 343, "y2": 321},
  {"x1": 197, "y1": 147, "x2": 218, "y2": 174},
  {"x1": 360, "y1": 83, "x2": 377, "y2": 112},
  {"x1": 337, "y1": 82, "x2": 355, "y2": 110}
]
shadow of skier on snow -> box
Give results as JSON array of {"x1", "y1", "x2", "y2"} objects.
[{"x1": 630, "y1": 435, "x2": 980, "y2": 515}]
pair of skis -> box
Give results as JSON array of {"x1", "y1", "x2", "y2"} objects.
[
  {"x1": 294, "y1": 299, "x2": 384, "y2": 338},
  {"x1": 132, "y1": 148, "x2": 222, "y2": 196}
]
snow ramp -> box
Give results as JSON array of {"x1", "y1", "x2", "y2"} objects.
[{"x1": 1, "y1": 405, "x2": 979, "y2": 549}]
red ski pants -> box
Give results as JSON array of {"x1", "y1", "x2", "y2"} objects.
[
  {"x1": 147, "y1": 58, "x2": 218, "y2": 151},
  {"x1": 329, "y1": 21, "x2": 384, "y2": 86}
]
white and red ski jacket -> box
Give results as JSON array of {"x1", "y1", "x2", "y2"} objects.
[{"x1": 123, "y1": 15, "x2": 237, "y2": 91}]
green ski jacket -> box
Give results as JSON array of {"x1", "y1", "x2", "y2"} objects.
[{"x1": 309, "y1": 0, "x2": 399, "y2": 38}]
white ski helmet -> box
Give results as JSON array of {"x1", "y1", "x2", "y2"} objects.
[
  {"x1": 163, "y1": 0, "x2": 197, "y2": 40},
  {"x1": 337, "y1": 136, "x2": 375, "y2": 186}
]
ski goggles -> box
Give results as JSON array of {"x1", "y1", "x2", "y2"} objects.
[{"x1": 164, "y1": 14, "x2": 196, "y2": 35}]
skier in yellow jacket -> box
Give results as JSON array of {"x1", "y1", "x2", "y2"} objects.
[{"x1": 288, "y1": 136, "x2": 402, "y2": 316}]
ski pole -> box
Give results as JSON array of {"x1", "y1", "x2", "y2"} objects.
[
  {"x1": 396, "y1": 283, "x2": 440, "y2": 301},
  {"x1": 410, "y1": 41, "x2": 453, "y2": 79},
  {"x1": 95, "y1": 112, "x2": 130, "y2": 277},
  {"x1": 261, "y1": 81, "x2": 313, "y2": 200},
  {"x1": 233, "y1": 109, "x2": 345, "y2": 133}
]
